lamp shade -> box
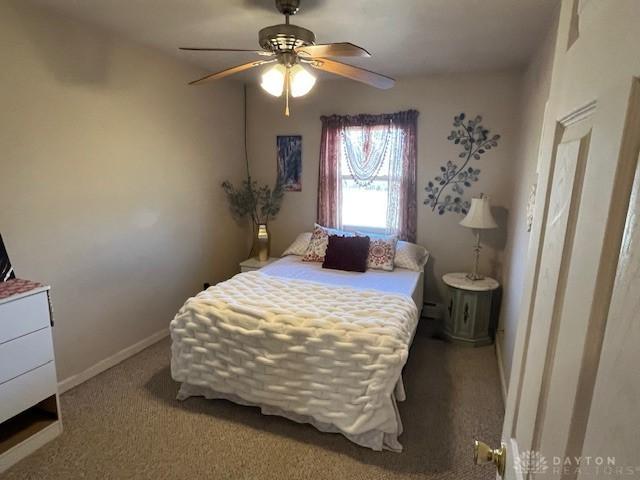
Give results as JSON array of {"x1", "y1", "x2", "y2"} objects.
[
  {"x1": 260, "y1": 64, "x2": 286, "y2": 97},
  {"x1": 260, "y1": 64, "x2": 316, "y2": 98},
  {"x1": 289, "y1": 64, "x2": 316, "y2": 97},
  {"x1": 460, "y1": 196, "x2": 498, "y2": 229}
]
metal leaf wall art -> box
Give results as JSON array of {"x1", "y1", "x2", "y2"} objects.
[{"x1": 424, "y1": 113, "x2": 500, "y2": 215}]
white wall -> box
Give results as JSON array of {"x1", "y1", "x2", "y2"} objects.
[
  {"x1": 497, "y1": 8, "x2": 560, "y2": 386},
  {"x1": 247, "y1": 73, "x2": 521, "y2": 303},
  {"x1": 0, "y1": 2, "x2": 246, "y2": 382}
]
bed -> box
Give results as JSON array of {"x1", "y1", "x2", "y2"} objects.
[{"x1": 170, "y1": 255, "x2": 424, "y2": 451}]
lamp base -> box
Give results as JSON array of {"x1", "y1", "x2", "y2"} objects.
[
  {"x1": 466, "y1": 272, "x2": 485, "y2": 281},
  {"x1": 467, "y1": 230, "x2": 484, "y2": 281}
]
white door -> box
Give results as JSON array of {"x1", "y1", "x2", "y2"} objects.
[{"x1": 478, "y1": 1, "x2": 640, "y2": 479}]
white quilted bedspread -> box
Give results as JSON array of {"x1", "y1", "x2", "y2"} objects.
[{"x1": 170, "y1": 271, "x2": 418, "y2": 438}]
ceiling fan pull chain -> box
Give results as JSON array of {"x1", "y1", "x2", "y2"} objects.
[{"x1": 285, "y1": 67, "x2": 291, "y2": 116}]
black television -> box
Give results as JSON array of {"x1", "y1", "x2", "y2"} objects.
[{"x1": 0, "y1": 234, "x2": 15, "y2": 281}]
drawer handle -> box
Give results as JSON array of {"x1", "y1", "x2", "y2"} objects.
[{"x1": 464, "y1": 303, "x2": 469, "y2": 323}]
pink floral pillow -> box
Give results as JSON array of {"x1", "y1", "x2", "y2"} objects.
[
  {"x1": 363, "y1": 234, "x2": 398, "y2": 271},
  {"x1": 302, "y1": 225, "x2": 353, "y2": 262}
]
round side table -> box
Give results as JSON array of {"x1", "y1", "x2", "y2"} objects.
[{"x1": 442, "y1": 273, "x2": 500, "y2": 346}]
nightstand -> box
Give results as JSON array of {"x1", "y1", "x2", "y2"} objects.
[
  {"x1": 442, "y1": 272, "x2": 500, "y2": 347},
  {"x1": 239, "y1": 257, "x2": 278, "y2": 273}
]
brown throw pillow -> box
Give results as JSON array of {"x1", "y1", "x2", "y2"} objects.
[{"x1": 322, "y1": 235, "x2": 371, "y2": 273}]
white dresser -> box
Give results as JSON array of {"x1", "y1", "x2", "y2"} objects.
[{"x1": 0, "y1": 280, "x2": 62, "y2": 473}]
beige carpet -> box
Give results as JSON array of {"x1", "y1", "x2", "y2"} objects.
[{"x1": 4, "y1": 326, "x2": 504, "y2": 479}]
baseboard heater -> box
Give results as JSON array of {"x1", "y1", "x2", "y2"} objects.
[{"x1": 422, "y1": 301, "x2": 442, "y2": 320}]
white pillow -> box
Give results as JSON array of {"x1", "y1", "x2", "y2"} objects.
[
  {"x1": 394, "y1": 241, "x2": 429, "y2": 271},
  {"x1": 282, "y1": 232, "x2": 312, "y2": 256}
]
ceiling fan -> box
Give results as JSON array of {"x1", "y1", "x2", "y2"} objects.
[{"x1": 180, "y1": 0, "x2": 395, "y2": 116}]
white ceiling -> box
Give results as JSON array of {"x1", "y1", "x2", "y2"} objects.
[{"x1": 31, "y1": 0, "x2": 558, "y2": 79}]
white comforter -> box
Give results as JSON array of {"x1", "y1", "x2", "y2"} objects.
[{"x1": 170, "y1": 271, "x2": 418, "y2": 446}]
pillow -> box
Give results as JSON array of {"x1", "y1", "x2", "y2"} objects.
[
  {"x1": 322, "y1": 235, "x2": 370, "y2": 272},
  {"x1": 282, "y1": 232, "x2": 312, "y2": 256},
  {"x1": 356, "y1": 232, "x2": 398, "y2": 271},
  {"x1": 302, "y1": 224, "x2": 353, "y2": 262},
  {"x1": 394, "y1": 240, "x2": 429, "y2": 271}
]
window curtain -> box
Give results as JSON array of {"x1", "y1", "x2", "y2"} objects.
[
  {"x1": 342, "y1": 123, "x2": 393, "y2": 186},
  {"x1": 317, "y1": 110, "x2": 419, "y2": 242},
  {"x1": 317, "y1": 115, "x2": 343, "y2": 229}
]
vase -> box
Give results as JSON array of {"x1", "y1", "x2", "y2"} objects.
[{"x1": 256, "y1": 224, "x2": 270, "y2": 262}]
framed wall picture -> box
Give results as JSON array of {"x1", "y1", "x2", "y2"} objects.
[{"x1": 277, "y1": 135, "x2": 302, "y2": 192}]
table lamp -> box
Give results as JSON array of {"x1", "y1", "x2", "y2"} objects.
[{"x1": 460, "y1": 194, "x2": 497, "y2": 281}]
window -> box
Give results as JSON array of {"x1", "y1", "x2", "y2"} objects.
[
  {"x1": 339, "y1": 126, "x2": 395, "y2": 233},
  {"x1": 318, "y1": 110, "x2": 418, "y2": 242}
]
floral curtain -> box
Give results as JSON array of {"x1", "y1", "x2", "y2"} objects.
[{"x1": 317, "y1": 110, "x2": 418, "y2": 242}]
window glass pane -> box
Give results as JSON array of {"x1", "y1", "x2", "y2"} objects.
[
  {"x1": 341, "y1": 178, "x2": 388, "y2": 228},
  {"x1": 339, "y1": 124, "x2": 402, "y2": 231}
]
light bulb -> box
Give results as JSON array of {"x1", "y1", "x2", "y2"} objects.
[
  {"x1": 289, "y1": 64, "x2": 316, "y2": 97},
  {"x1": 260, "y1": 64, "x2": 286, "y2": 97}
]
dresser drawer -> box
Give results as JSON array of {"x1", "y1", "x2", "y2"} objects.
[
  {"x1": 0, "y1": 362, "x2": 57, "y2": 424},
  {"x1": 0, "y1": 292, "x2": 50, "y2": 344},
  {"x1": 0, "y1": 327, "x2": 55, "y2": 384}
]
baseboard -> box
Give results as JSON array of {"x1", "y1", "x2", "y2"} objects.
[
  {"x1": 57, "y1": 328, "x2": 169, "y2": 394},
  {"x1": 495, "y1": 331, "x2": 508, "y2": 406},
  {"x1": 0, "y1": 421, "x2": 62, "y2": 473}
]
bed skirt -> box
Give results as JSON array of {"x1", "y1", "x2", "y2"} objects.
[{"x1": 177, "y1": 376, "x2": 407, "y2": 452}]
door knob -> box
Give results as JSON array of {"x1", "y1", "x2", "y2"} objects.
[{"x1": 474, "y1": 439, "x2": 506, "y2": 477}]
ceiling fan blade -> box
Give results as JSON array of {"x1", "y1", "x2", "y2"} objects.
[
  {"x1": 309, "y1": 58, "x2": 395, "y2": 89},
  {"x1": 295, "y1": 42, "x2": 371, "y2": 58},
  {"x1": 189, "y1": 59, "x2": 274, "y2": 85},
  {"x1": 180, "y1": 47, "x2": 273, "y2": 56}
]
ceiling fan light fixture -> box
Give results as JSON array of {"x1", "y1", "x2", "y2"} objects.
[
  {"x1": 260, "y1": 64, "x2": 286, "y2": 97},
  {"x1": 289, "y1": 64, "x2": 316, "y2": 97},
  {"x1": 182, "y1": 0, "x2": 395, "y2": 112}
]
